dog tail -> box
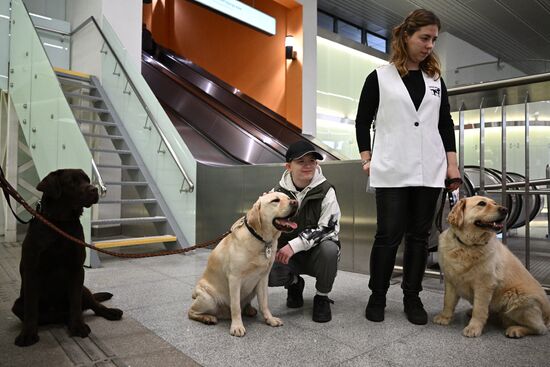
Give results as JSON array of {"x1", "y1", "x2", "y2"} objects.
[{"x1": 93, "y1": 292, "x2": 114, "y2": 303}]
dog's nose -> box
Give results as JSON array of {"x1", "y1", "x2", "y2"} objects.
[
  {"x1": 89, "y1": 185, "x2": 99, "y2": 194},
  {"x1": 499, "y1": 206, "x2": 508, "y2": 215},
  {"x1": 289, "y1": 199, "x2": 298, "y2": 207}
]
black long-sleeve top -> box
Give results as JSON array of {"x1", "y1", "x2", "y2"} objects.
[{"x1": 355, "y1": 70, "x2": 456, "y2": 153}]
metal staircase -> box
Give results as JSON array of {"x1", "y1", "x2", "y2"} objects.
[{"x1": 55, "y1": 68, "x2": 178, "y2": 254}]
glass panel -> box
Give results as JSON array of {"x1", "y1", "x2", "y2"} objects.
[
  {"x1": 0, "y1": 0, "x2": 9, "y2": 90},
  {"x1": 316, "y1": 36, "x2": 387, "y2": 158},
  {"x1": 317, "y1": 11, "x2": 333, "y2": 31},
  {"x1": 337, "y1": 20, "x2": 361, "y2": 44},
  {"x1": 366, "y1": 32, "x2": 386, "y2": 53},
  {"x1": 96, "y1": 17, "x2": 197, "y2": 243},
  {"x1": 9, "y1": 0, "x2": 93, "y2": 249}
]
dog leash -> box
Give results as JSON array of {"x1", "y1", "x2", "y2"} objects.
[{"x1": 0, "y1": 166, "x2": 231, "y2": 259}]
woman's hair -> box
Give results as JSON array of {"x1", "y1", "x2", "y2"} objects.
[{"x1": 389, "y1": 9, "x2": 441, "y2": 79}]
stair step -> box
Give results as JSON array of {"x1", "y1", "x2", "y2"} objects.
[
  {"x1": 104, "y1": 181, "x2": 149, "y2": 187},
  {"x1": 54, "y1": 67, "x2": 91, "y2": 81},
  {"x1": 58, "y1": 78, "x2": 95, "y2": 89},
  {"x1": 92, "y1": 216, "x2": 167, "y2": 226},
  {"x1": 99, "y1": 198, "x2": 157, "y2": 204},
  {"x1": 90, "y1": 148, "x2": 132, "y2": 155},
  {"x1": 92, "y1": 235, "x2": 177, "y2": 249},
  {"x1": 70, "y1": 105, "x2": 110, "y2": 114},
  {"x1": 64, "y1": 92, "x2": 103, "y2": 102},
  {"x1": 83, "y1": 132, "x2": 124, "y2": 140},
  {"x1": 96, "y1": 164, "x2": 140, "y2": 170},
  {"x1": 77, "y1": 118, "x2": 116, "y2": 127}
]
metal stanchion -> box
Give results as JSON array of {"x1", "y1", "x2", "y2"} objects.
[
  {"x1": 459, "y1": 102, "x2": 465, "y2": 198},
  {"x1": 500, "y1": 95, "x2": 507, "y2": 244},
  {"x1": 524, "y1": 92, "x2": 530, "y2": 270},
  {"x1": 479, "y1": 98, "x2": 486, "y2": 195}
]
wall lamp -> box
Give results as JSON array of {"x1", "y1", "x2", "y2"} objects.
[{"x1": 285, "y1": 35, "x2": 297, "y2": 60}]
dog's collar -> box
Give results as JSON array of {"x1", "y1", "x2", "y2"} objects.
[
  {"x1": 451, "y1": 230, "x2": 488, "y2": 247},
  {"x1": 453, "y1": 232, "x2": 468, "y2": 246},
  {"x1": 244, "y1": 216, "x2": 271, "y2": 246}
]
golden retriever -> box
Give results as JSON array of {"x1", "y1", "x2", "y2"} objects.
[
  {"x1": 434, "y1": 196, "x2": 550, "y2": 338},
  {"x1": 188, "y1": 192, "x2": 298, "y2": 336}
]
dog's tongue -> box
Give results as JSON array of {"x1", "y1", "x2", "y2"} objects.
[{"x1": 278, "y1": 219, "x2": 298, "y2": 229}]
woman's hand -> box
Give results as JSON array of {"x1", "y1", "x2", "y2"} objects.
[
  {"x1": 362, "y1": 161, "x2": 371, "y2": 175},
  {"x1": 446, "y1": 165, "x2": 461, "y2": 190}
]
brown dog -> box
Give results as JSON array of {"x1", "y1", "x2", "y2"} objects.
[
  {"x1": 12, "y1": 169, "x2": 123, "y2": 347},
  {"x1": 434, "y1": 196, "x2": 550, "y2": 338},
  {"x1": 188, "y1": 192, "x2": 298, "y2": 336}
]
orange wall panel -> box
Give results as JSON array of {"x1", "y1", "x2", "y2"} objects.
[{"x1": 143, "y1": 0, "x2": 303, "y2": 129}]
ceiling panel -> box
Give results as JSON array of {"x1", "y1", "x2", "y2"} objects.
[{"x1": 317, "y1": 0, "x2": 550, "y2": 75}]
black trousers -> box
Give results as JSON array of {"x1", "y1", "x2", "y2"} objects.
[
  {"x1": 368, "y1": 187, "x2": 441, "y2": 296},
  {"x1": 268, "y1": 240, "x2": 340, "y2": 294}
]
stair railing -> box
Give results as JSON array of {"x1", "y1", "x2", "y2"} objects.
[{"x1": 67, "y1": 16, "x2": 194, "y2": 193}]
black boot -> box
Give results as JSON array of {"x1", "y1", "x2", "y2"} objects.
[
  {"x1": 312, "y1": 295, "x2": 334, "y2": 323},
  {"x1": 286, "y1": 276, "x2": 304, "y2": 308},
  {"x1": 403, "y1": 295, "x2": 427, "y2": 325},
  {"x1": 365, "y1": 293, "x2": 386, "y2": 322}
]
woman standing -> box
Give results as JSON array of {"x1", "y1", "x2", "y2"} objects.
[{"x1": 355, "y1": 9, "x2": 461, "y2": 325}]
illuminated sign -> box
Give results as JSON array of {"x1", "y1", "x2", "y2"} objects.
[{"x1": 193, "y1": 0, "x2": 276, "y2": 35}]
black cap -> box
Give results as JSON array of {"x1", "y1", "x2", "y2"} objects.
[{"x1": 285, "y1": 141, "x2": 324, "y2": 162}]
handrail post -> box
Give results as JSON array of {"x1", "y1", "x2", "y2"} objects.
[
  {"x1": 524, "y1": 92, "x2": 530, "y2": 269},
  {"x1": 546, "y1": 164, "x2": 550, "y2": 239},
  {"x1": 459, "y1": 102, "x2": 465, "y2": 198},
  {"x1": 479, "y1": 98, "x2": 485, "y2": 195},
  {"x1": 500, "y1": 95, "x2": 507, "y2": 244}
]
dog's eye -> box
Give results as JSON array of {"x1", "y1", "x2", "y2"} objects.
[
  {"x1": 270, "y1": 198, "x2": 280, "y2": 203},
  {"x1": 477, "y1": 201, "x2": 487, "y2": 207}
]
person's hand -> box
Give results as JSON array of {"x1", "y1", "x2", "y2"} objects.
[
  {"x1": 361, "y1": 160, "x2": 371, "y2": 175},
  {"x1": 275, "y1": 244, "x2": 294, "y2": 264},
  {"x1": 446, "y1": 165, "x2": 461, "y2": 191}
]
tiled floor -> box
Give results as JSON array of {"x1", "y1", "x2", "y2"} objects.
[{"x1": 2, "y1": 241, "x2": 550, "y2": 367}]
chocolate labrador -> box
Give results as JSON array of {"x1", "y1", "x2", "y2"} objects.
[{"x1": 12, "y1": 169, "x2": 123, "y2": 347}]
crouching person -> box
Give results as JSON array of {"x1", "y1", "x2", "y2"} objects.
[{"x1": 269, "y1": 141, "x2": 341, "y2": 323}]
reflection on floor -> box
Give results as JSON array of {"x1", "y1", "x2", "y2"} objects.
[{"x1": 2, "y1": 240, "x2": 550, "y2": 367}]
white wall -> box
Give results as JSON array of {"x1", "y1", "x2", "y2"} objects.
[
  {"x1": 66, "y1": 0, "x2": 102, "y2": 77},
  {"x1": 298, "y1": 0, "x2": 317, "y2": 136},
  {"x1": 102, "y1": 0, "x2": 142, "y2": 71},
  {"x1": 437, "y1": 32, "x2": 525, "y2": 87}
]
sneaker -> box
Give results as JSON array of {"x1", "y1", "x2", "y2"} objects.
[
  {"x1": 403, "y1": 296, "x2": 428, "y2": 325},
  {"x1": 312, "y1": 295, "x2": 334, "y2": 323},
  {"x1": 365, "y1": 294, "x2": 386, "y2": 322},
  {"x1": 286, "y1": 276, "x2": 304, "y2": 308}
]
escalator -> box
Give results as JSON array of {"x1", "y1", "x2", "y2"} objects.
[{"x1": 141, "y1": 47, "x2": 340, "y2": 165}]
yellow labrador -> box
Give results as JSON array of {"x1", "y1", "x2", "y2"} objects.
[
  {"x1": 434, "y1": 196, "x2": 550, "y2": 338},
  {"x1": 188, "y1": 192, "x2": 298, "y2": 336}
]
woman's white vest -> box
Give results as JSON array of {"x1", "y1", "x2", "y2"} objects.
[{"x1": 370, "y1": 64, "x2": 446, "y2": 188}]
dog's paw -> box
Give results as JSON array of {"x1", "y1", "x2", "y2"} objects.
[
  {"x1": 505, "y1": 326, "x2": 527, "y2": 338},
  {"x1": 230, "y1": 323, "x2": 246, "y2": 337},
  {"x1": 462, "y1": 323, "x2": 483, "y2": 337},
  {"x1": 69, "y1": 322, "x2": 91, "y2": 338},
  {"x1": 15, "y1": 332, "x2": 39, "y2": 347},
  {"x1": 100, "y1": 307, "x2": 123, "y2": 320},
  {"x1": 265, "y1": 316, "x2": 283, "y2": 327},
  {"x1": 433, "y1": 313, "x2": 452, "y2": 325}
]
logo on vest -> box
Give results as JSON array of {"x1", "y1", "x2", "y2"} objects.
[{"x1": 429, "y1": 86, "x2": 441, "y2": 97}]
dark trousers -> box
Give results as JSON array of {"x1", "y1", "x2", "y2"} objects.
[
  {"x1": 268, "y1": 240, "x2": 340, "y2": 294},
  {"x1": 368, "y1": 187, "x2": 441, "y2": 296}
]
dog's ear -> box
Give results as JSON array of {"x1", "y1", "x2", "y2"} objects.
[
  {"x1": 447, "y1": 198, "x2": 466, "y2": 228},
  {"x1": 36, "y1": 170, "x2": 62, "y2": 199},
  {"x1": 247, "y1": 200, "x2": 262, "y2": 233}
]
